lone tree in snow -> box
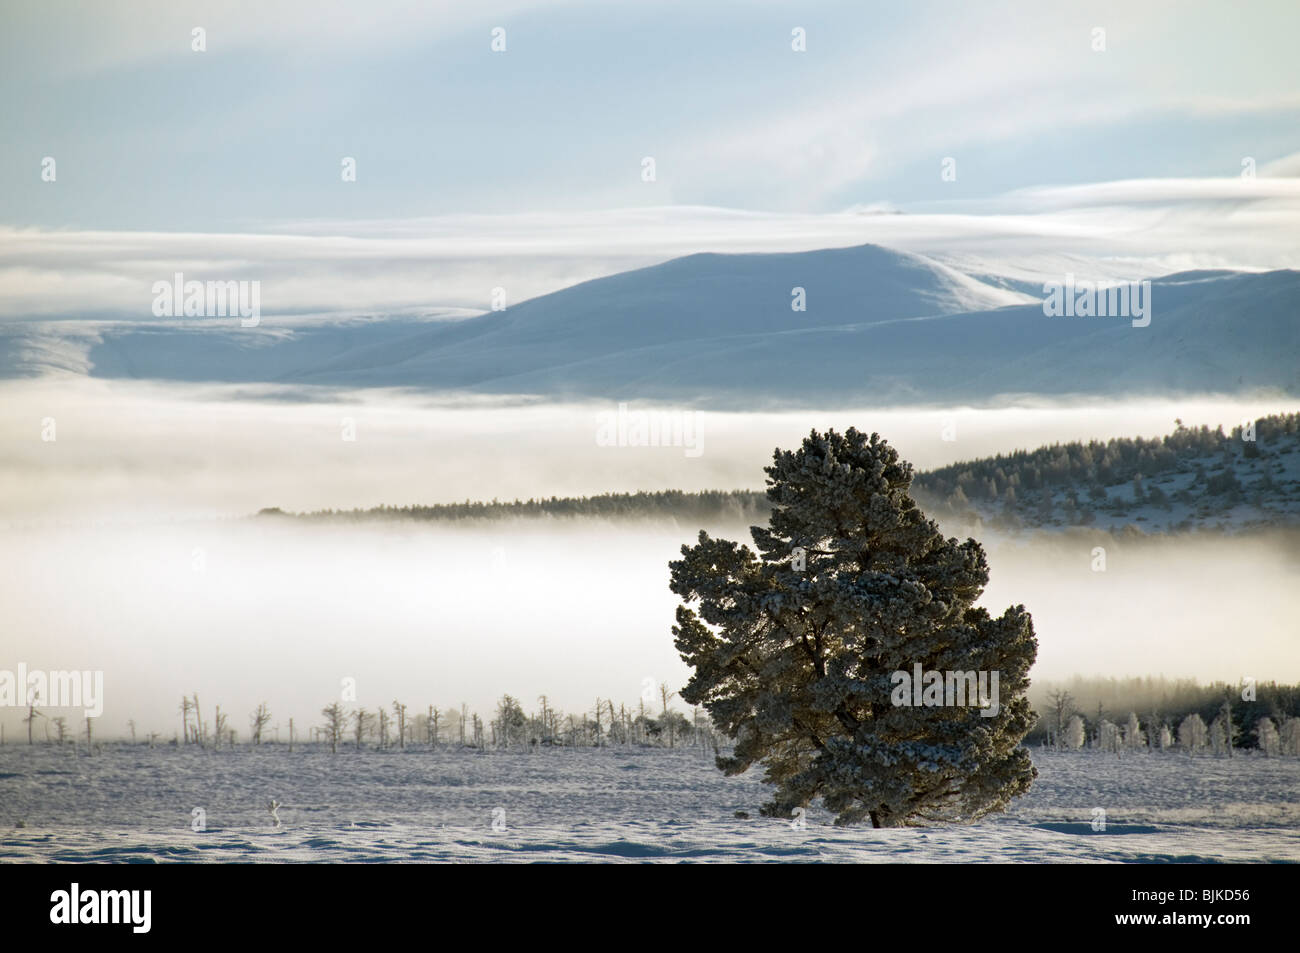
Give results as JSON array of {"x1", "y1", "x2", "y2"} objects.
[{"x1": 670, "y1": 428, "x2": 1037, "y2": 827}]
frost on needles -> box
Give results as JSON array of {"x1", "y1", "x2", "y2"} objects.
[{"x1": 669, "y1": 427, "x2": 1038, "y2": 827}]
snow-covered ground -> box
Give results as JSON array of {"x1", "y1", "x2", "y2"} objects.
[{"x1": 2, "y1": 745, "x2": 1296, "y2": 863}]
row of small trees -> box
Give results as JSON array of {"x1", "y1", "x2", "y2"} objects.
[
  {"x1": 9, "y1": 700, "x2": 105, "y2": 748},
  {"x1": 1054, "y1": 711, "x2": 1300, "y2": 756},
  {"x1": 176, "y1": 693, "x2": 240, "y2": 748},
  {"x1": 315, "y1": 691, "x2": 720, "y2": 755},
  {"x1": 6, "y1": 691, "x2": 720, "y2": 753},
  {"x1": 1041, "y1": 690, "x2": 1300, "y2": 756}
]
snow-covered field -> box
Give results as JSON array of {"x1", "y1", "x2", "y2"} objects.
[{"x1": 2, "y1": 745, "x2": 1297, "y2": 863}]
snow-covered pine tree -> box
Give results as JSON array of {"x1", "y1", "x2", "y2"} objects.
[
  {"x1": 1256, "y1": 717, "x2": 1280, "y2": 756},
  {"x1": 1123, "y1": 712, "x2": 1145, "y2": 750},
  {"x1": 1178, "y1": 713, "x2": 1207, "y2": 753},
  {"x1": 670, "y1": 427, "x2": 1037, "y2": 827},
  {"x1": 1064, "y1": 714, "x2": 1086, "y2": 750},
  {"x1": 1096, "y1": 719, "x2": 1121, "y2": 754},
  {"x1": 1280, "y1": 717, "x2": 1300, "y2": 756},
  {"x1": 1209, "y1": 713, "x2": 1229, "y2": 755}
]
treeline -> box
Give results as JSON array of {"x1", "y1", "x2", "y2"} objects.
[
  {"x1": 257, "y1": 413, "x2": 1299, "y2": 530},
  {"x1": 314, "y1": 691, "x2": 722, "y2": 754},
  {"x1": 1030, "y1": 676, "x2": 1300, "y2": 754},
  {"x1": 912, "y1": 412, "x2": 1300, "y2": 513},
  {"x1": 260, "y1": 489, "x2": 769, "y2": 524},
  {"x1": 19, "y1": 680, "x2": 1300, "y2": 758},
  {"x1": 17, "y1": 690, "x2": 724, "y2": 754}
]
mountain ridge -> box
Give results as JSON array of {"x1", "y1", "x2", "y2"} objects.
[{"x1": 2, "y1": 243, "x2": 1296, "y2": 405}]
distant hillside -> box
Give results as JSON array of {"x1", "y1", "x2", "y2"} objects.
[
  {"x1": 913, "y1": 412, "x2": 1300, "y2": 533},
  {"x1": 262, "y1": 490, "x2": 769, "y2": 525},
  {"x1": 267, "y1": 413, "x2": 1300, "y2": 534},
  {"x1": 7, "y1": 243, "x2": 1298, "y2": 405}
]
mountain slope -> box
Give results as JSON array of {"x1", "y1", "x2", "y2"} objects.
[
  {"x1": 290, "y1": 243, "x2": 1029, "y2": 392},
  {"x1": 4, "y1": 243, "x2": 1296, "y2": 405}
]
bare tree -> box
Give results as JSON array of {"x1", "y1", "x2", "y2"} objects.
[
  {"x1": 352, "y1": 708, "x2": 373, "y2": 749},
  {"x1": 321, "y1": 703, "x2": 345, "y2": 755},
  {"x1": 249, "y1": 703, "x2": 272, "y2": 745},
  {"x1": 52, "y1": 716, "x2": 68, "y2": 745},
  {"x1": 1045, "y1": 689, "x2": 1076, "y2": 749},
  {"x1": 288, "y1": 717, "x2": 295, "y2": 753},
  {"x1": 392, "y1": 701, "x2": 407, "y2": 749},
  {"x1": 127, "y1": 719, "x2": 137, "y2": 744},
  {"x1": 659, "y1": 683, "x2": 677, "y2": 748},
  {"x1": 179, "y1": 696, "x2": 193, "y2": 744},
  {"x1": 192, "y1": 693, "x2": 206, "y2": 748},
  {"x1": 537, "y1": 695, "x2": 551, "y2": 745},
  {"x1": 213, "y1": 706, "x2": 228, "y2": 750},
  {"x1": 23, "y1": 698, "x2": 44, "y2": 745}
]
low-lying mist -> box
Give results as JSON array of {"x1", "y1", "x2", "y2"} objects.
[
  {"x1": 0, "y1": 377, "x2": 1296, "y2": 738},
  {"x1": 2, "y1": 515, "x2": 1296, "y2": 740},
  {"x1": 1, "y1": 376, "x2": 1294, "y2": 522}
]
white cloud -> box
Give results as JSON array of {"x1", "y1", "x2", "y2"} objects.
[{"x1": 1, "y1": 171, "x2": 1298, "y2": 321}]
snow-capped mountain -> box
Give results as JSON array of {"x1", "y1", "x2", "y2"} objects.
[{"x1": 3, "y1": 244, "x2": 1296, "y2": 405}]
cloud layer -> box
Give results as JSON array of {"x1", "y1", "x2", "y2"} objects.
[{"x1": 2, "y1": 173, "x2": 1298, "y2": 322}]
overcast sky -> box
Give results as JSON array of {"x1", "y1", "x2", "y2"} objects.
[{"x1": 2, "y1": 0, "x2": 1298, "y2": 231}]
